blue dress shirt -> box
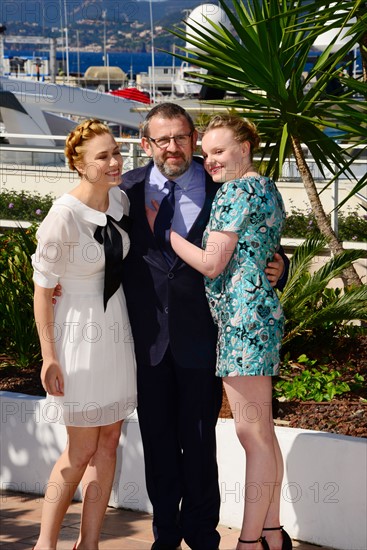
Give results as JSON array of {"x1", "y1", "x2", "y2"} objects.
[{"x1": 146, "y1": 161, "x2": 206, "y2": 238}]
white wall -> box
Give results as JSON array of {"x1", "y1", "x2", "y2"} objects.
[
  {"x1": 1, "y1": 163, "x2": 364, "y2": 215},
  {"x1": 0, "y1": 392, "x2": 151, "y2": 513},
  {"x1": 216, "y1": 419, "x2": 367, "y2": 550},
  {"x1": 1, "y1": 392, "x2": 366, "y2": 549}
]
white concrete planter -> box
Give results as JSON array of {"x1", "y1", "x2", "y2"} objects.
[
  {"x1": 0, "y1": 391, "x2": 151, "y2": 514},
  {"x1": 216, "y1": 418, "x2": 367, "y2": 550},
  {"x1": 1, "y1": 391, "x2": 366, "y2": 550}
]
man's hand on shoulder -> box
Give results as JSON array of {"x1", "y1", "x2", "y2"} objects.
[
  {"x1": 265, "y1": 252, "x2": 285, "y2": 288},
  {"x1": 52, "y1": 283, "x2": 62, "y2": 305}
]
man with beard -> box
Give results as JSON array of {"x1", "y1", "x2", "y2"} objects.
[{"x1": 120, "y1": 103, "x2": 288, "y2": 550}]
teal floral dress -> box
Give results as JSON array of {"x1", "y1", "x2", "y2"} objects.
[{"x1": 203, "y1": 176, "x2": 286, "y2": 377}]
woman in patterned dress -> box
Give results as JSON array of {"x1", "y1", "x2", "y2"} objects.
[
  {"x1": 32, "y1": 119, "x2": 137, "y2": 550},
  {"x1": 169, "y1": 115, "x2": 291, "y2": 550}
]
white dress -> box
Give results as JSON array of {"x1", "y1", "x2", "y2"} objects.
[{"x1": 32, "y1": 187, "x2": 137, "y2": 427}]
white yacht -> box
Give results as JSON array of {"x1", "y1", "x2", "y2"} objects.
[{"x1": 0, "y1": 75, "x2": 145, "y2": 147}]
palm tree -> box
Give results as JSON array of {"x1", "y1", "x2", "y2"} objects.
[
  {"x1": 361, "y1": 32, "x2": 367, "y2": 81},
  {"x1": 279, "y1": 237, "x2": 367, "y2": 345},
  {"x1": 169, "y1": 0, "x2": 367, "y2": 286},
  {"x1": 356, "y1": 1, "x2": 367, "y2": 81}
]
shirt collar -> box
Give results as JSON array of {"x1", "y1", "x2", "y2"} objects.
[
  {"x1": 150, "y1": 164, "x2": 168, "y2": 190},
  {"x1": 150, "y1": 161, "x2": 202, "y2": 192}
]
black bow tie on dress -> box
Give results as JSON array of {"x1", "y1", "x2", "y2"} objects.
[{"x1": 94, "y1": 214, "x2": 131, "y2": 311}]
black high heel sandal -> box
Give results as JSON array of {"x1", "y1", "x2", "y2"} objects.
[
  {"x1": 262, "y1": 526, "x2": 292, "y2": 550},
  {"x1": 238, "y1": 536, "x2": 270, "y2": 549}
]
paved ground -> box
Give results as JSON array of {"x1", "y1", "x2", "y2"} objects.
[{"x1": 0, "y1": 491, "x2": 332, "y2": 549}]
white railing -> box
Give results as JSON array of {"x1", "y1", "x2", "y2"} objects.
[
  {"x1": 1, "y1": 133, "x2": 366, "y2": 174},
  {"x1": 1, "y1": 134, "x2": 366, "y2": 223},
  {"x1": 0, "y1": 135, "x2": 146, "y2": 172}
]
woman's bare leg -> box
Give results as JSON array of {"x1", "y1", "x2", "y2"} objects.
[
  {"x1": 262, "y1": 432, "x2": 284, "y2": 550},
  {"x1": 224, "y1": 376, "x2": 277, "y2": 550},
  {"x1": 33, "y1": 426, "x2": 100, "y2": 550},
  {"x1": 75, "y1": 420, "x2": 123, "y2": 549}
]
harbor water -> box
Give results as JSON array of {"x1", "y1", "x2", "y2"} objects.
[{"x1": 4, "y1": 49, "x2": 174, "y2": 77}]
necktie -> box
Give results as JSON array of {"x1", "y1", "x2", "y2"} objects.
[
  {"x1": 154, "y1": 180, "x2": 176, "y2": 263},
  {"x1": 94, "y1": 214, "x2": 131, "y2": 311}
]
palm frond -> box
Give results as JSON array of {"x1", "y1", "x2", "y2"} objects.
[
  {"x1": 278, "y1": 233, "x2": 367, "y2": 343},
  {"x1": 283, "y1": 285, "x2": 367, "y2": 344},
  {"x1": 310, "y1": 248, "x2": 367, "y2": 289},
  {"x1": 283, "y1": 250, "x2": 366, "y2": 318},
  {"x1": 280, "y1": 237, "x2": 327, "y2": 303},
  {"x1": 168, "y1": 0, "x2": 367, "y2": 190}
]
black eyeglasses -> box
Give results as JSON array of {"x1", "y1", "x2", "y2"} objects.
[{"x1": 147, "y1": 133, "x2": 193, "y2": 149}]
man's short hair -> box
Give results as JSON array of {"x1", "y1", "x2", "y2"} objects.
[{"x1": 142, "y1": 103, "x2": 195, "y2": 137}]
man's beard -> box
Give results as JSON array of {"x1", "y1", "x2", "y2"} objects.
[{"x1": 154, "y1": 154, "x2": 191, "y2": 179}]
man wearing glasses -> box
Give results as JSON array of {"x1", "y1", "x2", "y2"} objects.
[{"x1": 120, "y1": 103, "x2": 287, "y2": 550}]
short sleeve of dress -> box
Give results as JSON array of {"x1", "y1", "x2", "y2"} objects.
[
  {"x1": 32, "y1": 206, "x2": 79, "y2": 288},
  {"x1": 208, "y1": 180, "x2": 252, "y2": 235}
]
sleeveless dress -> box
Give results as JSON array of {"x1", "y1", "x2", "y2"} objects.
[
  {"x1": 203, "y1": 176, "x2": 286, "y2": 377},
  {"x1": 32, "y1": 186, "x2": 137, "y2": 426}
]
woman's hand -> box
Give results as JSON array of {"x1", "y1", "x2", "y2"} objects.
[
  {"x1": 41, "y1": 360, "x2": 65, "y2": 396},
  {"x1": 145, "y1": 199, "x2": 160, "y2": 233}
]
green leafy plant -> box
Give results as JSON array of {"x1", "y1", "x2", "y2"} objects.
[
  {"x1": 280, "y1": 236, "x2": 367, "y2": 345},
  {"x1": 0, "y1": 189, "x2": 54, "y2": 221},
  {"x1": 274, "y1": 354, "x2": 364, "y2": 402},
  {"x1": 169, "y1": 0, "x2": 367, "y2": 286},
  {"x1": 0, "y1": 226, "x2": 41, "y2": 367},
  {"x1": 283, "y1": 205, "x2": 367, "y2": 242}
]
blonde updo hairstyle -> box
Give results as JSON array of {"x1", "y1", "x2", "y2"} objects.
[
  {"x1": 204, "y1": 114, "x2": 260, "y2": 160},
  {"x1": 65, "y1": 119, "x2": 113, "y2": 174}
]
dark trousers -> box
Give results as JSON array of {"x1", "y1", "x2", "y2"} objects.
[{"x1": 137, "y1": 347, "x2": 222, "y2": 550}]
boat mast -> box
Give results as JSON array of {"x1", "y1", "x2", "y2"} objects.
[{"x1": 149, "y1": 0, "x2": 156, "y2": 103}]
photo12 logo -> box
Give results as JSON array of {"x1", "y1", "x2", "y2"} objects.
[{"x1": 0, "y1": 1, "x2": 140, "y2": 25}]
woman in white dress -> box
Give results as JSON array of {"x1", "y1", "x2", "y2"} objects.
[{"x1": 32, "y1": 119, "x2": 137, "y2": 550}]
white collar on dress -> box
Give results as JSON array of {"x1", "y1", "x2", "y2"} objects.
[{"x1": 55, "y1": 186, "x2": 124, "y2": 226}]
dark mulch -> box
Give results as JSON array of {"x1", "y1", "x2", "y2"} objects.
[
  {"x1": 0, "y1": 359, "x2": 45, "y2": 397},
  {"x1": 219, "y1": 334, "x2": 367, "y2": 438},
  {"x1": 273, "y1": 399, "x2": 367, "y2": 437},
  {"x1": 219, "y1": 391, "x2": 367, "y2": 438},
  {"x1": 1, "y1": 335, "x2": 366, "y2": 438}
]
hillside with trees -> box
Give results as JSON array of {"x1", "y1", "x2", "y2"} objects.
[{"x1": 1, "y1": 0, "x2": 216, "y2": 52}]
